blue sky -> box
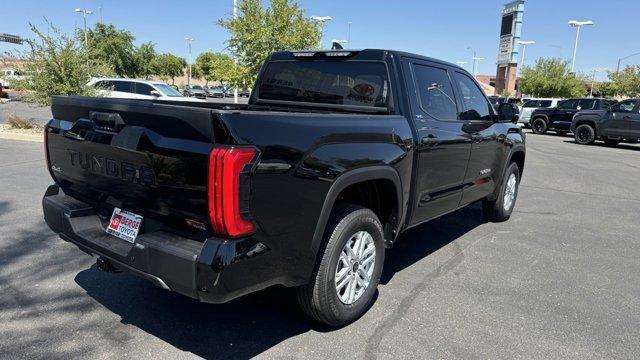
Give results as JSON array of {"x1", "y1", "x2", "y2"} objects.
[{"x1": 2, "y1": 0, "x2": 638, "y2": 81}]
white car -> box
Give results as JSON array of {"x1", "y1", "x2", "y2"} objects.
[
  {"x1": 518, "y1": 98, "x2": 562, "y2": 127},
  {"x1": 87, "y1": 78, "x2": 206, "y2": 102},
  {"x1": 1, "y1": 69, "x2": 26, "y2": 88}
]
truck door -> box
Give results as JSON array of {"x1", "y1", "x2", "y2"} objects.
[
  {"x1": 601, "y1": 100, "x2": 637, "y2": 138},
  {"x1": 626, "y1": 100, "x2": 640, "y2": 139},
  {"x1": 403, "y1": 59, "x2": 471, "y2": 226},
  {"x1": 451, "y1": 71, "x2": 506, "y2": 205}
]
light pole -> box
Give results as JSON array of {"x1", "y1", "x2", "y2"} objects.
[
  {"x1": 347, "y1": 21, "x2": 352, "y2": 45},
  {"x1": 516, "y1": 40, "x2": 535, "y2": 75},
  {"x1": 233, "y1": 0, "x2": 238, "y2": 103},
  {"x1": 589, "y1": 68, "x2": 608, "y2": 97},
  {"x1": 471, "y1": 57, "x2": 484, "y2": 78},
  {"x1": 185, "y1": 37, "x2": 194, "y2": 86},
  {"x1": 568, "y1": 20, "x2": 594, "y2": 73},
  {"x1": 616, "y1": 51, "x2": 640, "y2": 73},
  {"x1": 74, "y1": 8, "x2": 93, "y2": 47},
  {"x1": 310, "y1": 16, "x2": 333, "y2": 48}
]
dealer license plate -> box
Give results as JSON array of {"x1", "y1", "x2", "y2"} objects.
[{"x1": 106, "y1": 207, "x2": 143, "y2": 243}]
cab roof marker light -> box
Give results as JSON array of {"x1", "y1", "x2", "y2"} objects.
[
  {"x1": 293, "y1": 52, "x2": 315, "y2": 57},
  {"x1": 325, "y1": 52, "x2": 351, "y2": 57}
]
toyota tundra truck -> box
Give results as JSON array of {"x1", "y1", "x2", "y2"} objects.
[{"x1": 42, "y1": 49, "x2": 525, "y2": 325}]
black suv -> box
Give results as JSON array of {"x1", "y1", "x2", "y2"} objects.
[
  {"x1": 571, "y1": 99, "x2": 640, "y2": 146},
  {"x1": 530, "y1": 98, "x2": 617, "y2": 135}
]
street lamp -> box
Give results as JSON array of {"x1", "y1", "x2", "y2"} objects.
[
  {"x1": 516, "y1": 40, "x2": 535, "y2": 74},
  {"x1": 74, "y1": 8, "x2": 93, "y2": 47},
  {"x1": 185, "y1": 37, "x2": 194, "y2": 86},
  {"x1": 347, "y1": 22, "x2": 352, "y2": 45},
  {"x1": 568, "y1": 20, "x2": 594, "y2": 73},
  {"x1": 471, "y1": 57, "x2": 484, "y2": 78},
  {"x1": 589, "y1": 68, "x2": 608, "y2": 97},
  {"x1": 616, "y1": 51, "x2": 640, "y2": 73}
]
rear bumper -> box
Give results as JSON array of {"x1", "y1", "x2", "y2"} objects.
[{"x1": 42, "y1": 184, "x2": 279, "y2": 303}]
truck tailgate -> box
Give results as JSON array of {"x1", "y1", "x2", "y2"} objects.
[{"x1": 46, "y1": 96, "x2": 216, "y2": 239}]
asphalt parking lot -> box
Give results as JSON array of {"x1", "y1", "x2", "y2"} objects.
[{"x1": 0, "y1": 132, "x2": 639, "y2": 359}]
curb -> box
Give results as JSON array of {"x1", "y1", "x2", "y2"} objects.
[{"x1": 0, "y1": 131, "x2": 43, "y2": 142}]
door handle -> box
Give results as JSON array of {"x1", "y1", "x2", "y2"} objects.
[{"x1": 421, "y1": 134, "x2": 437, "y2": 146}]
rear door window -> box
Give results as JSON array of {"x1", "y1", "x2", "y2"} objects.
[
  {"x1": 578, "y1": 99, "x2": 596, "y2": 110},
  {"x1": 412, "y1": 64, "x2": 457, "y2": 120},
  {"x1": 113, "y1": 81, "x2": 132, "y2": 93},
  {"x1": 557, "y1": 99, "x2": 579, "y2": 109},
  {"x1": 539, "y1": 100, "x2": 552, "y2": 107},
  {"x1": 257, "y1": 60, "x2": 390, "y2": 109}
]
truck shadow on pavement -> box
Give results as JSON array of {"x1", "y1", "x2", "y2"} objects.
[
  {"x1": 74, "y1": 203, "x2": 486, "y2": 359},
  {"x1": 562, "y1": 140, "x2": 640, "y2": 151}
]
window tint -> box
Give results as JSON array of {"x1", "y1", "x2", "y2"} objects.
[
  {"x1": 539, "y1": 100, "x2": 552, "y2": 107},
  {"x1": 602, "y1": 100, "x2": 617, "y2": 110},
  {"x1": 612, "y1": 100, "x2": 637, "y2": 113},
  {"x1": 113, "y1": 81, "x2": 132, "y2": 93},
  {"x1": 258, "y1": 61, "x2": 390, "y2": 108},
  {"x1": 578, "y1": 99, "x2": 596, "y2": 110},
  {"x1": 412, "y1": 64, "x2": 457, "y2": 119},
  {"x1": 453, "y1": 72, "x2": 492, "y2": 120},
  {"x1": 557, "y1": 99, "x2": 578, "y2": 109},
  {"x1": 135, "y1": 83, "x2": 154, "y2": 95},
  {"x1": 523, "y1": 100, "x2": 541, "y2": 108}
]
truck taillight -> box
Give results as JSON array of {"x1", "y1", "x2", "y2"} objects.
[
  {"x1": 208, "y1": 146, "x2": 257, "y2": 238},
  {"x1": 44, "y1": 126, "x2": 55, "y2": 181}
]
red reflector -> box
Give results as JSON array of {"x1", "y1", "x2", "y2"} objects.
[{"x1": 208, "y1": 146, "x2": 257, "y2": 238}]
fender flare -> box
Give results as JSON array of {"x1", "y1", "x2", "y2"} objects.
[
  {"x1": 311, "y1": 165, "x2": 403, "y2": 254},
  {"x1": 488, "y1": 145, "x2": 526, "y2": 201},
  {"x1": 571, "y1": 118, "x2": 599, "y2": 134}
]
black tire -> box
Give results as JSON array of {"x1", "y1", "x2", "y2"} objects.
[
  {"x1": 603, "y1": 137, "x2": 620, "y2": 146},
  {"x1": 556, "y1": 131, "x2": 569, "y2": 137},
  {"x1": 531, "y1": 118, "x2": 548, "y2": 134},
  {"x1": 483, "y1": 162, "x2": 520, "y2": 222},
  {"x1": 574, "y1": 124, "x2": 596, "y2": 145},
  {"x1": 297, "y1": 204, "x2": 385, "y2": 326}
]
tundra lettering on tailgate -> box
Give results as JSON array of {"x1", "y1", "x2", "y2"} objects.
[{"x1": 67, "y1": 150, "x2": 156, "y2": 185}]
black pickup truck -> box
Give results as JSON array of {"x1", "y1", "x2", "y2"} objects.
[
  {"x1": 530, "y1": 98, "x2": 617, "y2": 136},
  {"x1": 571, "y1": 98, "x2": 640, "y2": 145},
  {"x1": 42, "y1": 49, "x2": 525, "y2": 325}
]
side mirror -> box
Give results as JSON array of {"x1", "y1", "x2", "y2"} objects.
[
  {"x1": 150, "y1": 90, "x2": 161, "y2": 97},
  {"x1": 497, "y1": 103, "x2": 519, "y2": 123}
]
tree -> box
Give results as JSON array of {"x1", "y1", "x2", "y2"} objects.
[
  {"x1": 150, "y1": 53, "x2": 186, "y2": 84},
  {"x1": 81, "y1": 23, "x2": 137, "y2": 77},
  {"x1": 608, "y1": 65, "x2": 640, "y2": 97},
  {"x1": 195, "y1": 51, "x2": 236, "y2": 86},
  {"x1": 519, "y1": 58, "x2": 587, "y2": 98},
  {"x1": 14, "y1": 22, "x2": 107, "y2": 105},
  {"x1": 134, "y1": 42, "x2": 157, "y2": 79},
  {"x1": 218, "y1": 0, "x2": 322, "y2": 86}
]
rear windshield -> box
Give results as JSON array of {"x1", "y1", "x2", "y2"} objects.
[{"x1": 257, "y1": 61, "x2": 390, "y2": 109}]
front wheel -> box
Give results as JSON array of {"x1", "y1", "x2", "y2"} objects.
[
  {"x1": 483, "y1": 162, "x2": 520, "y2": 222},
  {"x1": 574, "y1": 124, "x2": 596, "y2": 145},
  {"x1": 531, "y1": 118, "x2": 548, "y2": 134},
  {"x1": 297, "y1": 204, "x2": 385, "y2": 326}
]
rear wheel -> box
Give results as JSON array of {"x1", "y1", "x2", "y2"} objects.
[
  {"x1": 297, "y1": 204, "x2": 385, "y2": 326},
  {"x1": 531, "y1": 118, "x2": 548, "y2": 134},
  {"x1": 483, "y1": 162, "x2": 520, "y2": 222},
  {"x1": 574, "y1": 124, "x2": 596, "y2": 145}
]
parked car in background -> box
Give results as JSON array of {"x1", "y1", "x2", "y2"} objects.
[
  {"x1": 530, "y1": 98, "x2": 617, "y2": 135},
  {"x1": 183, "y1": 84, "x2": 207, "y2": 99},
  {"x1": 488, "y1": 96, "x2": 519, "y2": 111},
  {"x1": 43, "y1": 49, "x2": 524, "y2": 326},
  {"x1": 88, "y1": 78, "x2": 205, "y2": 102},
  {"x1": 0, "y1": 69, "x2": 26, "y2": 88},
  {"x1": 205, "y1": 86, "x2": 226, "y2": 98},
  {"x1": 518, "y1": 98, "x2": 562, "y2": 128},
  {"x1": 571, "y1": 98, "x2": 640, "y2": 146},
  {"x1": 239, "y1": 88, "x2": 251, "y2": 97}
]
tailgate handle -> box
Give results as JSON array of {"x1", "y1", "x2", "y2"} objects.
[{"x1": 89, "y1": 111, "x2": 125, "y2": 132}]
